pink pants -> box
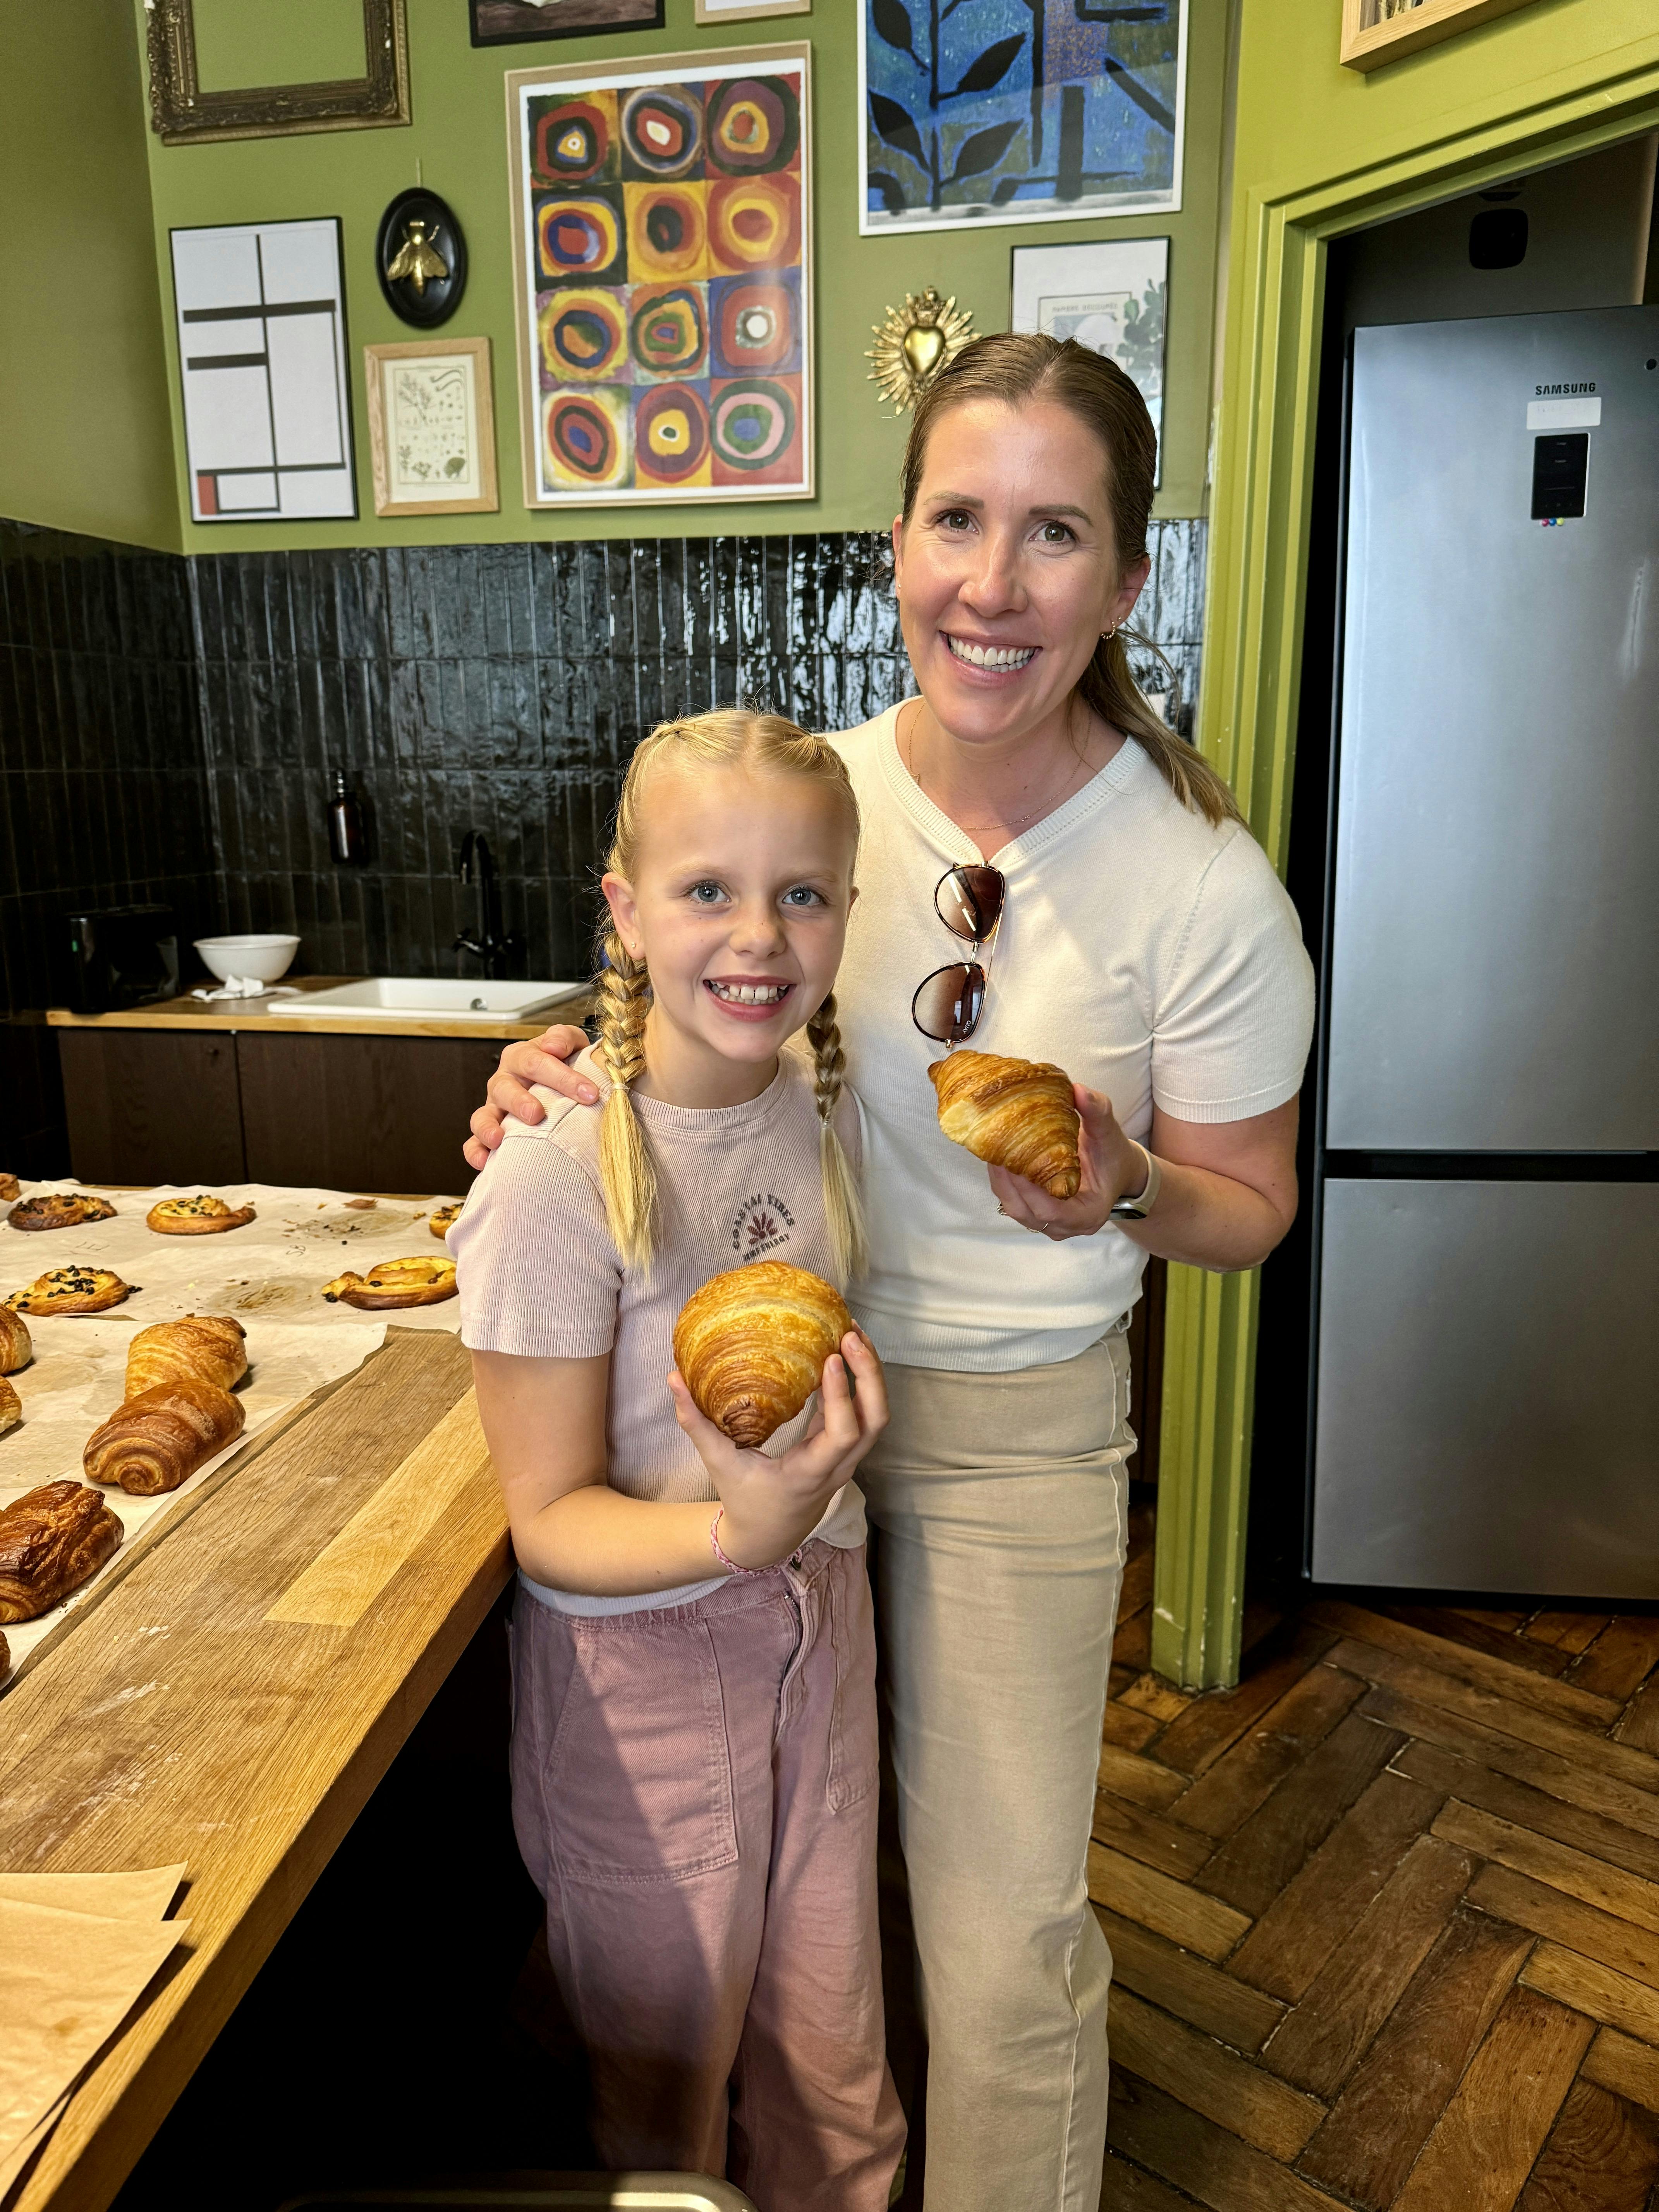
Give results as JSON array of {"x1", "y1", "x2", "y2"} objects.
[{"x1": 509, "y1": 1539, "x2": 904, "y2": 2212}]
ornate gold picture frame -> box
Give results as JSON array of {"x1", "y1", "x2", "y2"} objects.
[{"x1": 144, "y1": 0, "x2": 411, "y2": 146}]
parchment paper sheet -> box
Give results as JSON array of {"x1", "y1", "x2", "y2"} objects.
[
  {"x1": 0, "y1": 1886, "x2": 190, "y2": 2189},
  {"x1": 1, "y1": 1181, "x2": 467, "y2": 1678}
]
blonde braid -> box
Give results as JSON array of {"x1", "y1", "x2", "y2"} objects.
[
  {"x1": 595, "y1": 925, "x2": 658, "y2": 1272},
  {"x1": 807, "y1": 992, "x2": 867, "y2": 1285}
]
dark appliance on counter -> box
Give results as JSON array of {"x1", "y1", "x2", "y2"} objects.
[
  {"x1": 1303, "y1": 303, "x2": 1659, "y2": 1601},
  {"x1": 60, "y1": 904, "x2": 180, "y2": 1015}
]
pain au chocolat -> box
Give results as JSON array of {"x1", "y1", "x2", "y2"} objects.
[
  {"x1": 0, "y1": 1480, "x2": 123, "y2": 1622},
  {"x1": 673, "y1": 1261, "x2": 853, "y2": 1450},
  {"x1": 6, "y1": 1268, "x2": 132, "y2": 1316},
  {"x1": 928, "y1": 1050, "x2": 1082, "y2": 1201}
]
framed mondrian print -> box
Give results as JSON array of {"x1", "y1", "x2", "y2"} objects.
[{"x1": 505, "y1": 42, "x2": 812, "y2": 509}]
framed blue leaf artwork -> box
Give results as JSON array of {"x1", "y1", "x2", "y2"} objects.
[{"x1": 859, "y1": 0, "x2": 1186, "y2": 235}]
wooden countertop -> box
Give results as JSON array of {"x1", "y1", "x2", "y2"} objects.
[
  {"x1": 46, "y1": 977, "x2": 593, "y2": 1042},
  {"x1": 0, "y1": 1329, "x2": 510, "y2": 2212}
]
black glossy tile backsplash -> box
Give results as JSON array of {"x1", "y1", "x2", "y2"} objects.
[
  {"x1": 190, "y1": 523, "x2": 1207, "y2": 983},
  {"x1": 0, "y1": 515, "x2": 1206, "y2": 1169},
  {"x1": 0, "y1": 519, "x2": 216, "y2": 1169}
]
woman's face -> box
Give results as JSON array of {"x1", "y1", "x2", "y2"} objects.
[{"x1": 892, "y1": 397, "x2": 1151, "y2": 750}]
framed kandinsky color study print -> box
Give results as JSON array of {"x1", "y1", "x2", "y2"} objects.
[
  {"x1": 505, "y1": 43, "x2": 812, "y2": 509},
  {"x1": 859, "y1": 0, "x2": 1186, "y2": 235}
]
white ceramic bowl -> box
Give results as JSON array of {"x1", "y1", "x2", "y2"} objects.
[{"x1": 194, "y1": 934, "x2": 300, "y2": 985}]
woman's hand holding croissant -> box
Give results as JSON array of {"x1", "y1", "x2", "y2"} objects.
[
  {"x1": 989, "y1": 1083, "x2": 1144, "y2": 1241},
  {"x1": 668, "y1": 1329, "x2": 889, "y2": 1571}
]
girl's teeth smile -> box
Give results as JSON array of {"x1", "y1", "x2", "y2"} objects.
[
  {"x1": 945, "y1": 636, "x2": 1037, "y2": 671},
  {"x1": 706, "y1": 981, "x2": 791, "y2": 1005}
]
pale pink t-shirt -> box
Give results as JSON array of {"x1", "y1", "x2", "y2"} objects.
[{"x1": 452, "y1": 1042, "x2": 867, "y2": 1615}]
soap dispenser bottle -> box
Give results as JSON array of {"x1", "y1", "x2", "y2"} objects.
[{"x1": 327, "y1": 769, "x2": 366, "y2": 865}]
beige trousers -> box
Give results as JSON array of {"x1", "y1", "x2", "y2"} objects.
[{"x1": 858, "y1": 1329, "x2": 1132, "y2": 2212}]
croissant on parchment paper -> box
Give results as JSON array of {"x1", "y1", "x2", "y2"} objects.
[
  {"x1": 0, "y1": 1480, "x2": 123, "y2": 1623},
  {"x1": 928, "y1": 1050, "x2": 1082, "y2": 1201},
  {"x1": 125, "y1": 1314, "x2": 247, "y2": 1398},
  {"x1": 0, "y1": 1305, "x2": 31, "y2": 1375},
  {"x1": 84, "y1": 1313, "x2": 249, "y2": 1498},
  {"x1": 673, "y1": 1261, "x2": 853, "y2": 1451}
]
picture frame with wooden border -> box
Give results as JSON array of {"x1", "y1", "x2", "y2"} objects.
[
  {"x1": 363, "y1": 337, "x2": 499, "y2": 517},
  {"x1": 145, "y1": 0, "x2": 410, "y2": 145},
  {"x1": 1340, "y1": 0, "x2": 1543, "y2": 72},
  {"x1": 694, "y1": 0, "x2": 811, "y2": 23}
]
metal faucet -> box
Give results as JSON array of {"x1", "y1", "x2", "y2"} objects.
[{"x1": 454, "y1": 831, "x2": 523, "y2": 981}]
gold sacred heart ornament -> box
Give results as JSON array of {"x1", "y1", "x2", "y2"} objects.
[{"x1": 868, "y1": 287, "x2": 977, "y2": 415}]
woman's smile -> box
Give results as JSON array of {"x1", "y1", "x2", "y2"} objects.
[{"x1": 943, "y1": 634, "x2": 1040, "y2": 675}]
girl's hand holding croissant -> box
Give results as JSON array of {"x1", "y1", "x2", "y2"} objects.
[
  {"x1": 989, "y1": 1083, "x2": 1145, "y2": 1241},
  {"x1": 668, "y1": 1329, "x2": 889, "y2": 1571}
]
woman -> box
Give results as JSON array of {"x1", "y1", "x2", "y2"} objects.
[{"x1": 464, "y1": 336, "x2": 1315, "y2": 2212}]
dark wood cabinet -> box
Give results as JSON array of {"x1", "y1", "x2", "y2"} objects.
[
  {"x1": 236, "y1": 1033, "x2": 498, "y2": 1195},
  {"x1": 58, "y1": 1028, "x2": 498, "y2": 1195},
  {"x1": 58, "y1": 1029, "x2": 247, "y2": 1185}
]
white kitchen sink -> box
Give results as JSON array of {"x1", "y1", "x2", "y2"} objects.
[{"x1": 295, "y1": 977, "x2": 586, "y2": 1021}]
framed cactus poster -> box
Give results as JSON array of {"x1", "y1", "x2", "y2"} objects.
[
  {"x1": 859, "y1": 0, "x2": 1186, "y2": 235},
  {"x1": 506, "y1": 42, "x2": 812, "y2": 507}
]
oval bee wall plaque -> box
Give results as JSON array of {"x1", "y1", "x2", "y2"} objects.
[{"x1": 375, "y1": 188, "x2": 467, "y2": 328}]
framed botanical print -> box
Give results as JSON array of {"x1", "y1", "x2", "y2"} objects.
[
  {"x1": 1011, "y1": 237, "x2": 1169, "y2": 482},
  {"x1": 860, "y1": 0, "x2": 1186, "y2": 235},
  {"x1": 505, "y1": 41, "x2": 813, "y2": 508},
  {"x1": 364, "y1": 337, "x2": 500, "y2": 515},
  {"x1": 471, "y1": 0, "x2": 664, "y2": 46}
]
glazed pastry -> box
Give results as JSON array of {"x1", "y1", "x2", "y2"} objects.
[
  {"x1": 8, "y1": 1192, "x2": 117, "y2": 1233},
  {"x1": 0, "y1": 1375, "x2": 19, "y2": 1435},
  {"x1": 6, "y1": 1268, "x2": 133, "y2": 1316},
  {"x1": 0, "y1": 1305, "x2": 31, "y2": 1374},
  {"x1": 84, "y1": 1377, "x2": 246, "y2": 1498},
  {"x1": 0, "y1": 1172, "x2": 18, "y2": 1202},
  {"x1": 928, "y1": 1051, "x2": 1082, "y2": 1201},
  {"x1": 322, "y1": 1255, "x2": 457, "y2": 1310},
  {"x1": 0, "y1": 1480, "x2": 123, "y2": 1622},
  {"x1": 429, "y1": 1202, "x2": 462, "y2": 1239},
  {"x1": 673, "y1": 1261, "x2": 853, "y2": 1450},
  {"x1": 125, "y1": 1314, "x2": 247, "y2": 1398},
  {"x1": 146, "y1": 1194, "x2": 257, "y2": 1236}
]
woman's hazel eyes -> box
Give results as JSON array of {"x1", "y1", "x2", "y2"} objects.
[{"x1": 1039, "y1": 520, "x2": 1076, "y2": 544}]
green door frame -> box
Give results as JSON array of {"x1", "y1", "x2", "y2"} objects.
[{"x1": 1151, "y1": 36, "x2": 1659, "y2": 1691}]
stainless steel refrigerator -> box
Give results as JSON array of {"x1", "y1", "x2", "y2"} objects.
[{"x1": 1308, "y1": 304, "x2": 1659, "y2": 1598}]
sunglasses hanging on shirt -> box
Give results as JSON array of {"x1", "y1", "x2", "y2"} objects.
[{"x1": 912, "y1": 864, "x2": 1007, "y2": 1045}]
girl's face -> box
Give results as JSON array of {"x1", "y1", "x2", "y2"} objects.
[
  {"x1": 893, "y1": 396, "x2": 1150, "y2": 750},
  {"x1": 603, "y1": 762, "x2": 857, "y2": 1100}
]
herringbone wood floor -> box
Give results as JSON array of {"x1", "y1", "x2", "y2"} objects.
[{"x1": 1097, "y1": 1501, "x2": 1659, "y2": 2211}]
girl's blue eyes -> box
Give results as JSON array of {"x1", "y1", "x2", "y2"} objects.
[{"x1": 684, "y1": 882, "x2": 825, "y2": 908}]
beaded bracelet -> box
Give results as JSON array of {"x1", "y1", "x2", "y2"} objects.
[{"x1": 710, "y1": 1507, "x2": 803, "y2": 1577}]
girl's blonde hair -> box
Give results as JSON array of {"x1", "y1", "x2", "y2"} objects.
[
  {"x1": 900, "y1": 331, "x2": 1243, "y2": 830},
  {"x1": 596, "y1": 708, "x2": 867, "y2": 1287}
]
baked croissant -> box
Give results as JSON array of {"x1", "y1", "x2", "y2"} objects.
[
  {"x1": 0, "y1": 1305, "x2": 31, "y2": 1374},
  {"x1": 146, "y1": 1194, "x2": 257, "y2": 1236},
  {"x1": 0, "y1": 1480, "x2": 123, "y2": 1622},
  {"x1": 0, "y1": 1172, "x2": 19, "y2": 1202},
  {"x1": 125, "y1": 1314, "x2": 247, "y2": 1398},
  {"x1": 84, "y1": 1377, "x2": 246, "y2": 1497},
  {"x1": 0, "y1": 1376, "x2": 19, "y2": 1435},
  {"x1": 929, "y1": 1051, "x2": 1081, "y2": 1200},
  {"x1": 673, "y1": 1261, "x2": 853, "y2": 1450}
]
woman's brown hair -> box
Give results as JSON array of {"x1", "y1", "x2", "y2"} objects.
[{"x1": 898, "y1": 332, "x2": 1241, "y2": 829}]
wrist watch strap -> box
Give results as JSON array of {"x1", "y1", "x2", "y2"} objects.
[{"x1": 1109, "y1": 1140, "x2": 1161, "y2": 1221}]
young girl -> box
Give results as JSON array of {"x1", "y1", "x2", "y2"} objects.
[{"x1": 452, "y1": 711, "x2": 903, "y2": 2210}]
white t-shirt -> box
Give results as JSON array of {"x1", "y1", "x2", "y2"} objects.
[
  {"x1": 453, "y1": 1045, "x2": 865, "y2": 1615},
  {"x1": 831, "y1": 704, "x2": 1317, "y2": 1373}
]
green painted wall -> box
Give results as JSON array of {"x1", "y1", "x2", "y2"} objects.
[
  {"x1": 127, "y1": 0, "x2": 1230, "y2": 550},
  {"x1": 0, "y1": 2, "x2": 179, "y2": 550}
]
